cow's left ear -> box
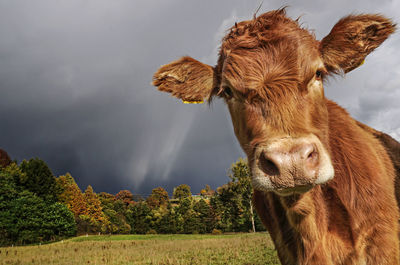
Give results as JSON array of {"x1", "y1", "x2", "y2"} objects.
[
  {"x1": 320, "y1": 14, "x2": 396, "y2": 74},
  {"x1": 152, "y1": 56, "x2": 215, "y2": 103}
]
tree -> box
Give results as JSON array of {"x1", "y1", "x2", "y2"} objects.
[
  {"x1": 0, "y1": 168, "x2": 18, "y2": 245},
  {"x1": 146, "y1": 187, "x2": 169, "y2": 208},
  {"x1": 193, "y1": 199, "x2": 214, "y2": 233},
  {"x1": 127, "y1": 202, "x2": 153, "y2": 234},
  {"x1": 41, "y1": 202, "x2": 76, "y2": 240},
  {"x1": 182, "y1": 209, "x2": 201, "y2": 234},
  {"x1": 115, "y1": 190, "x2": 135, "y2": 206},
  {"x1": 173, "y1": 184, "x2": 191, "y2": 200},
  {"x1": 0, "y1": 149, "x2": 11, "y2": 169},
  {"x1": 209, "y1": 158, "x2": 261, "y2": 233},
  {"x1": 0, "y1": 169, "x2": 76, "y2": 246},
  {"x1": 19, "y1": 158, "x2": 59, "y2": 201},
  {"x1": 157, "y1": 205, "x2": 179, "y2": 234},
  {"x1": 99, "y1": 192, "x2": 131, "y2": 234},
  {"x1": 81, "y1": 185, "x2": 108, "y2": 234},
  {"x1": 200, "y1": 184, "x2": 215, "y2": 197},
  {"x1": 228, "y1": 158, "x2": 255, "y2": 232},
  {"x1": 102, "y1": 208, "x2": 131, "y2": 234},
  {"x1": 57, "y1": 173, "x2": 88, "y2": 217},
  {"x1": 83, "y1": 185, "x2": 105, "y2": 224},
  {"x1": 98, "y1": 192, "x2": 115, "y2": 208}
]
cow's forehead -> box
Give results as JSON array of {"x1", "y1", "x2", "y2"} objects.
[
  {"x1": 220, "y1": 9, "x2": 316, "y2": 53},
  {"x1": 219, "y1": 38, "x2": 321, "y2": 97},
  {"x1": 217, "y1": 10, "x2": 321, "y2": 92}
]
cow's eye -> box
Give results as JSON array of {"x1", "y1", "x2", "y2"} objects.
[
  {"x1": 223, "y1": 86, "x2": 233, "y2": 99},
  {"x1": 315, "y1": 70, "x2": 323, "y2": 80}
]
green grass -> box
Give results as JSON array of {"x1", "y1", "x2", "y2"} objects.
[{"x1": 0, "y1": 232, "x2": 280, "y2": 265}]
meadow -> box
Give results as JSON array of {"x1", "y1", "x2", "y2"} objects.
[{"x1": 0, "y1": 232, "x2": 280, "y2": 265}]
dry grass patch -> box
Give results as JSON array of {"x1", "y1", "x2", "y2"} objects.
[{"x1": 0, "y1": 233, "x2": 279, "y2": 265}]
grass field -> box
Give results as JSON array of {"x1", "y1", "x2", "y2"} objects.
[{"x1": 0, "y1": 232, "x2": 280, "y2": 265}]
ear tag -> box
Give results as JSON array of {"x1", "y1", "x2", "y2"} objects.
[
  {"x1": 358, "y1": 59, "x2": 365, "y2": 67},
  {"x1": 182, "y1": 100, "x2": 204, "y2": 104}
]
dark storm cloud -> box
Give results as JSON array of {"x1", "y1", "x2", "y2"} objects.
[{"x1": 1, "y1": 0, "x2": 399, "y2": 195}]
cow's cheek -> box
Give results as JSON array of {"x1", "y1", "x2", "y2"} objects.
[{"x1": 227, "y1": 100, "x2": 252, "y2": 154}]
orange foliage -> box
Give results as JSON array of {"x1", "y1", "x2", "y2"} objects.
[
  {"x1": 57, "y1": 173, "x2": 88, "y2": 217},
  {"x1": 83, "y1": 185, "x2": 106, "y2": 224}
]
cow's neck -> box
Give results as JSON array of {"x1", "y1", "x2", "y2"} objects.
[
  {"x1": 259, "y1": 184, "x2": 357, "y2": 265},
  {"x1": 253, "y1": 190, "x2": 327, "y2": 264},
  {"x1": 254, "y1": 100, "x2": 399, "y2": 265},
  {"x1": 280, "y1": 190, "x2": 332, "y2": 264}
]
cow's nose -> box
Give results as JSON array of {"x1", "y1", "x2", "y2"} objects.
[{"x1": 258, "y1": 143, "x2": 319, "y2": 181}]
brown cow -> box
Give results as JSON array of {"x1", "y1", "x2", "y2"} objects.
[{"x1": 153, "y1": 8, "x2": 399, "y2": 265}]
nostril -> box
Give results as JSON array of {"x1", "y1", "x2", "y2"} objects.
[
  {"x1": 259, "y1": 152, "x2": 280, "y2": 176},
  {"x1": 306, "y1": 148, "x2": 319, "y2": 168}
]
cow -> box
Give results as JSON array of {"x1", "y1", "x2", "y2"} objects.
[{"x1": 152, "y1": 8, "x2": 399, "y2": 265}]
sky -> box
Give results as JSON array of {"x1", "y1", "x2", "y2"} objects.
[{"x1": 0, "y1": 0, "x2": 399, "y2": 196}]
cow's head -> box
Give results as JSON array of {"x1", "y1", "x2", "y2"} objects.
[{"x1": 153, "y1": 9, "x2": 395, "y2": 196}]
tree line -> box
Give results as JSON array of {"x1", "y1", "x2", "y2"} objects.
[{"x1": 0, "y1": 149, "x2": 265, "y2": 246}]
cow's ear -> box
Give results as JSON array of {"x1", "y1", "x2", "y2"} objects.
[
  {"x1": 320, "y1": 14, "x2": 396, "y2": 74},
  {"x1": 152, "y1": 56, "x2": 215, "y2": 103}
]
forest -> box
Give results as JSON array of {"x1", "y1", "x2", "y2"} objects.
[{"x1": 0, "y1": 148, "x2": 265, "y2": 246}]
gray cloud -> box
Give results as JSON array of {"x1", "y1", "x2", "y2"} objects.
[{"x1": 0, "y1": 0, "x2": 399, "y2": 195}]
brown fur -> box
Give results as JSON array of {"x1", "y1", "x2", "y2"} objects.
[
  {"x1": 321, "y1": 14, "x2": 396, "y2": 73},
  {"x1": 153, "y1": 56, "x2": 215, "y2": 102},
  {"x1": 357, "y1": 121, "x2": 400, "y2": 211},
  {"x1": 153, "y1": 8, "x2": 399, "y2": 265}
]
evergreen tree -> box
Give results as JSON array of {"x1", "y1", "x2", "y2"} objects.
[
  {"x1": 0, "y1": 168, "x2": 18, "y2": 245},
  {"x1": 157, "y1": 204, "x2": 178, "y2": 234},
  {"x1": 0, "y1": 169, "x2": 76, "y2": 246},
  {"x1": 176, "y1": 197, "x2": 192, "y2": 215},
  {"x1": 182, "y1": 209, "x2": 201, "y2": 234},
  {"x1": 19, "y1": 158, "x2": 59, "y2": 201},
  {"x1": 193, "y1": 199, "x2": 213, "y2": 233},
  {"x1": 127, "y1": 202, "x2": 153, "y2": 234}
]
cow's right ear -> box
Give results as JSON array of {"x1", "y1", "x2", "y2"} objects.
[{"x1": 152, "y1": 56, "x2": 215, "y2": 103}]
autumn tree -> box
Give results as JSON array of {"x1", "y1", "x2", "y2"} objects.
[
  {"x1": 84, "y1": 185, "x2": 105, "y2": 223},
  {"x1": 79, "y1": 185, "x2": 109, "y2": 234},
  {"x1": 173, "y1": 184, "x2": 191, "y2": 200},
  {"x1": 200, "y1": 184, "x2": 215, "y2": 197},
  {"x1": 98, "y1": 192, "x2": 115, "y2": 208},
  {"x1": 0, "y1": 149, "x2": 11, "y2": 169},
  {"x1": 99, "y1": 192, "x2": 131, "y2": 234},
  {"x1": 57, "y1": 173, "x2": 87, "y2": 217},
  {"x1": 115, "y1": 190, "x2": 135, "y2": 206},
  {"x1": 146, "y1": 187, "x2": 169, "y2": 208}
]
